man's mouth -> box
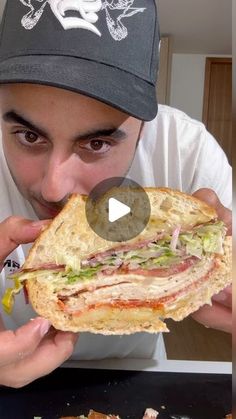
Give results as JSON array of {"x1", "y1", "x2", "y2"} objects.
[{"x1": 33, "y1": 199, "x2": 63, "y2": 218}]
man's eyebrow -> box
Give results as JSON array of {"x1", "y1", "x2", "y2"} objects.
[
  {"x1": 2, "y1": 111, "x2": 48, "y2": 138},
  {"x1": 76, "y1": 127, "x2": 127, "y2": 142}
]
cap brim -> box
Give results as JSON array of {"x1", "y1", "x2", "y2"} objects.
[{"x1": 0, "y1": 55, "x2": 157, "y2": 121}]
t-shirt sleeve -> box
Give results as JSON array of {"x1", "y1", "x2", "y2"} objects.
[{"x1": 185, "y1": 128, "x2": 232, "y2": 209}]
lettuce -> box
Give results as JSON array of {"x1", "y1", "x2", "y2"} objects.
[
  {"x1": 141, "y1": 252, "x2": 181, "y2": 268},
  {"x1": 66, "y1": 265, "x2": 102, "y2": 284},
  {"x1": 152, "y1": 253, "x2": 180, "y2": 266},
  {"x1": 179, "y1": 221, "x2": 225, "y2": 258}
]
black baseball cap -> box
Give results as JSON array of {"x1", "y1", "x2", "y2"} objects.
[{"x1": 0, "y1": 0, "x2": 160, "y2": 121}]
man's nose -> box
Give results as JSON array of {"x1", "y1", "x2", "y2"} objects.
[{"x1": 40, "y1": 154, "x2": 76, "y2": 203}]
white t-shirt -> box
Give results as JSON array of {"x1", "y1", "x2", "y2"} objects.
[{"x1": 0, "y1": 105, "x2": 232, "y2": 360}]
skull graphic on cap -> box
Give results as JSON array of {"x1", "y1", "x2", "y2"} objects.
[{"x1": 19, "y1": 0, "x2": 145, "y2": 40}]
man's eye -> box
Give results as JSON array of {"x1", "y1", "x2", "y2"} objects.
[
  {"x1": 81, "y1": 139, "x2": 112, "y2": 153},
  {"x1": 91, "y1": 140, "x2": 106, "y2": 151},
  {"x1": 15, "y1": 130, "x2": 39, "y2": 144}
]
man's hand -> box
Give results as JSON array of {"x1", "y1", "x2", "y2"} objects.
[
  {"x1": 191, "y1": 189, "x2": 232, "y2": 333},
  {"x1": 0, "y1": 216, "x2": 49, "y2": 270},
  {"x1": 0, "y1": 216, "x2": 78, "y2": 388},
  {"x1": 0, "y1": 318, "x2": 78, "y2": 388}
]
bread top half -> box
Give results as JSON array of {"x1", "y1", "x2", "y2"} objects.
[{"x1": 23, "y1": 187, "x2": 217, "y2": 271}]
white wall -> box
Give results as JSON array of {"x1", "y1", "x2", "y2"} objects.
[
  {"x1": 169, "y1": 53, "x2": 232, "y2": 121},
  {"x1": 0, "y1": 0, "x2": 6, "y2": 17},
  {"x1": 169, "y1": 54, "x2": 205, "y2": 121}
]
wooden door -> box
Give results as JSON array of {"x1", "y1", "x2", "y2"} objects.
[
  {"x1": 202, "y1": 57, "x2": 232, "y2": 164},
  {"x1": 156, "y1": 36, "x2": 172, "y2": 104}
]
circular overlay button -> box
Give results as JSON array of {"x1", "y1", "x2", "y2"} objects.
[{"x1": 86, "y1": 177, "x2": 151, "y2": 242}]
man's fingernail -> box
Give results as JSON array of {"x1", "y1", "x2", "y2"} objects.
[
  {"x1": 213, "y1": 293, "x2": 227, "y2": 303},
  {"x1": 31, "y1": 220, "x2": 50, "y2": 229},
  {"x1": 39, "y1": 319, "x2": 51, "y2": 337}
]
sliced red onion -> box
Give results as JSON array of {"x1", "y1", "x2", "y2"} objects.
[
  {"x1": 170, "y1": 226, "x2": 181, "y2": 251},
  {"x1": 113, "y1": 258, "x2": 123, "y2": 266}
]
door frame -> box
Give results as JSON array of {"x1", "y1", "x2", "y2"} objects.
[{"x1": 202, "y1": 57, "x2": 232, "y2": 124}]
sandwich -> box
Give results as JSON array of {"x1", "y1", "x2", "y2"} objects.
[{"x1": 2, "y1": 187, "x2": 231, "y2": 334}]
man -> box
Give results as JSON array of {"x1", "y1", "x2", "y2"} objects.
[{"x1": 0, "y1": 0, "x2": 232, "y2": 387}]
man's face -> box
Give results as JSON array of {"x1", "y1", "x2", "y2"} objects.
[{"x1": 0, "y1": 84, "x2": 142, "y2": 219}]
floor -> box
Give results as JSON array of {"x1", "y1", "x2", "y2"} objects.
[{"x1": 163, "y1": 317, "x2": 231, "y2": 362}]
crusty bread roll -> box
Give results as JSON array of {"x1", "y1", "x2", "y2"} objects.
[{"x1": 17, "y1": 188, "x2": 232, "y2": 334}]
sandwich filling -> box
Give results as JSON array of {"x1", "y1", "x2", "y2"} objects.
[{"x1": 2, "y1": 221, "x2": 226, "y2": 314}]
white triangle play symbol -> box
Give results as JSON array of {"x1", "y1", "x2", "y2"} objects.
[{"x1": 108, "y1": 198, "x2": 131, "y2": 223}]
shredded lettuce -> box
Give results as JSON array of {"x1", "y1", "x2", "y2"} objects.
[
  {"x1": 152, "y1": 253, "x2": 180, "y2": 266},
  {"x1": 66, "y1": 265, "x2": 102, "y2": 284},
  {"x1": 179, "y1": 221, "x2": 225, "y2": 258}
]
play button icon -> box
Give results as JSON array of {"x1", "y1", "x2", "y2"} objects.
[
  {"x1": 108, "y1": 198, "x2": 130, "y2": 222},
  {"x1": 86, "y1": 177, "x2": 151, "y2": 242}
]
